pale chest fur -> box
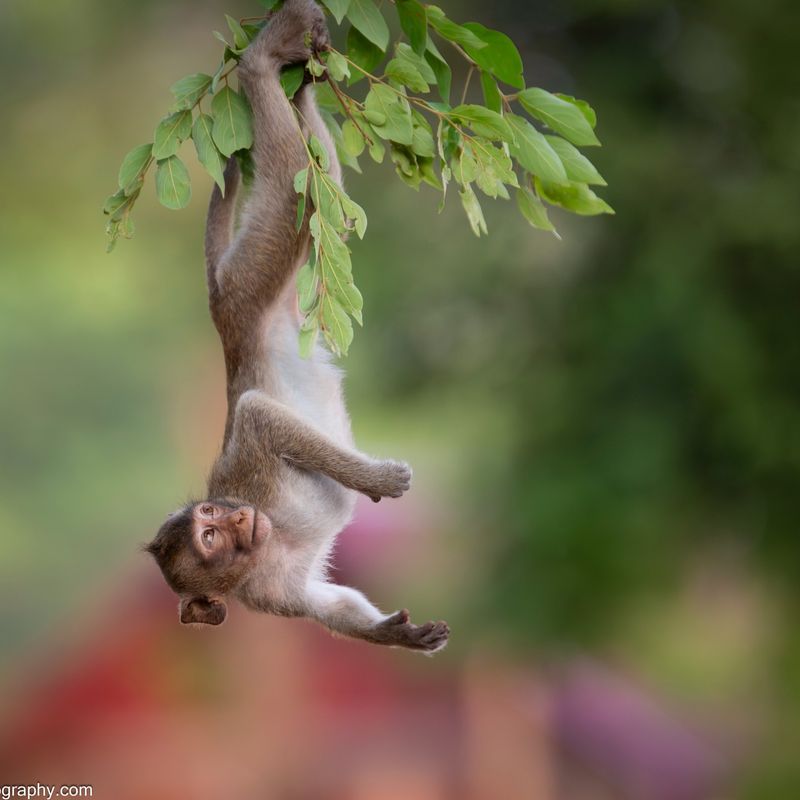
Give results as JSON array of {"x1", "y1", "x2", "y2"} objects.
[{"x1": 255, "y1": 304, "x2": 358, "y2": 536}]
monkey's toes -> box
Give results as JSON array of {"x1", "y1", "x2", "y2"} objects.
[{"x1": 247, "y1": 0, "x2": 329, "y2": 68}]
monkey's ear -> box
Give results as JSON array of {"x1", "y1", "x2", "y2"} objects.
[{"x1": 179, "y1": 596, "x2": 227, "y2": 626}]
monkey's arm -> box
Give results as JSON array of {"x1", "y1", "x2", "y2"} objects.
[
  {"x1": 304, "y1": 581, "x2": 450, "y2": 653},
  {"x1": 227, "y1": 390, "x2": 411, "y2": 501}
]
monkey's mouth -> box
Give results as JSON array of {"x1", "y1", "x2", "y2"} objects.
[{"x1": 251, "y1": 507, "x2": 270, "y2": 547}]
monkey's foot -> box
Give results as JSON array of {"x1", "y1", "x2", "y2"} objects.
[
  {"x1": 244, "y1": 0, "x2": 330, "y2": 71},
  {"x1": 374, "y1": 610, "x2": 450, "y2": 654},
  {"x1": 367, "y1": 460, "x2": 412, "y2": 502}
]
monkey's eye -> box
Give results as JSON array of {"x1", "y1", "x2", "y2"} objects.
[
  {"x1": 202, "y1": 529, "x2": 216, "y2": 548},
  {"x1": 201, "y1": 505, "x2": 214, "y2": 516}
]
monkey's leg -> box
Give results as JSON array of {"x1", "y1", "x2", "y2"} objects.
[
  {"x1": 294, "y1": 87, "x2": 342, "y2": 187},
  {"x1": 212, "y1": 1, "x2": 329, "y2": 316},
  {"x1": 205, "y1": 157, "x2": 241, "y2": 300},
  {"x1": 231, "y1": 390, "x2": 411, "y2": 501},
  {"x1": 305, "y1": 581, "x2": 450, "y2": 653}
]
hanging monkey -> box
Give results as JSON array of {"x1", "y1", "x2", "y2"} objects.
[{"x1": 146, "y1": 0, "x2": 449, "y2": 654}]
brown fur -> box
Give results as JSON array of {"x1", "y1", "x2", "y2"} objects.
[{"x1": 146, "y1": 0, "x2": 448, "y2": 654}]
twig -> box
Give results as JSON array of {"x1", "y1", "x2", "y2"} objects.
[
  {"x1": 461, "y1": 65, "x2": 475, "y2": 105},
  {"x1": 323, "y1": 71, "x2": 374, "y2": 147}
]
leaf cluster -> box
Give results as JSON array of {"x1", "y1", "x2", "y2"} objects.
[
  {"x1": 104, "y1": 1, "x2": 613, "y2": 355},
  {"x1": 103, "y1": 15, "x2": 262, "y2": 251}
]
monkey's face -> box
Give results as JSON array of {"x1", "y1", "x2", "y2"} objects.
[
  {"x1": 147, "y1": 500, "x2": 272, "y2": 626},
  {"x1": 192, "y1": 501, "x2": 271, "y2": 558}
]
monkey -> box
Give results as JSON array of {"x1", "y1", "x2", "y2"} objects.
[{"x1": 145, "y1": 0, "x2": 449, "y2": 654}]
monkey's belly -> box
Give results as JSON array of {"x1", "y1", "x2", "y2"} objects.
[
  {"x1": 279, "y1": 467, "x2": 357, "y2": 543},
  {"x1": 260, "y1": 313, "x2": 354, "y2": 447}
]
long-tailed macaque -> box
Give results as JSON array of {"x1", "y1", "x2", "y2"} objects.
[{"x1": 146, "y1": 0, "x2": 449, "y2": 653}]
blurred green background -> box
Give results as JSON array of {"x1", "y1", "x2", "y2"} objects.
[{"x1": 1, "y1": 0, "x2": 798, "y2": 797}]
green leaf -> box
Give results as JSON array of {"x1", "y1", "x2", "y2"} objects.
[
  {"x1": 155, "y1": 155, "x2": 191, "y2": 210},
  {"x1": 104, "y1": 188, "x2": 130, "y2": 218},
  {"x1": 451, "y1": 143, "x2": 476, "y2": 185},
  {"x1": 314, "y1": 81, "x2": 340, "y2": 112},
  {"x1": 330, "y1": 280, "x2": 364, "y2": 325},
  {"x1": 309, "y1": 209, "x2": 359, "y2": 354},
  {"x1": 459, "y1": 184, "x2": 488, "y2": 236},
  {"x1": 325, "y1": 50, "x2": 350, "y2": 81},
  {"x1": 506, "y1": 114, "x2": 567, "y2": 183},
  {"x1": 294, "y1": 167, "x2": 309, "y2": 230},
  {"x1": 242, "y1": 21, "x2": 268, "y2": 40},
  {"x1": 309, "y1": 134, "x2": 331, "y2": 171},
  {"x1": 346, "y1": 0, "x2": 389, "y2": 51},
  {"x1": 396, "y1": 0, "x2": 428, "y2": 55},
  {"x1": 480, "y1": 70, "x2": 503, "y2": 114},
  {"x1": 425, "y1": 38, "x2": 451, "y2": 104},
  {"x1": 394, "y1": 43, "x2": 436, "y2": 83},
  {"x1": 152, "y1": 110, "x2": 192, "y2": 159},
  {"x1": 518, "y1": 88, "x2": 601, "y2": 147},
  {"x1": 392, "y1": 143, "x2": 419, "y2": 177},
  {"x1": 364, "y1": 84, "x2": 413, "y2": 145},
  {"x1": 419, "y1": 157, "x2": 442, "y2": 191},
  {"x1": 555, "y1": 93, "x2": 597, "y2": 128},
  {"x1": 411, "y1": 112, "x2": 435, "y2": 158},
  {"x1": 462, "y1": 23, "x2": 524, "y2": 89},
  {"x1": 517, "y1": 186, "x2": 559, "y2": 237},
  {"x1": 368, "y1": 137, "x2": 386, "y2": 163},
  {"x1": 307, "y1": 56, "x2": 326, "y2": 77},
  {"x1": 535, "y1": 178, "x2": 614, "y2": 215},
  {"x1": 192, "y1": 113, "x2": 226, "y2": 193},
  {"x1": 426, "y1": 6, "x2": 487, "y2": 51},
  {"x1": 210, "y1": 58, "x2": 229, "y2": 95},
  {"x1": 294, "y1": 167, "x2": 309, "y2": 195},
  {"x1": 545, "y1": 136, "x2": 606, "y2": 185},
  {"x1": 320, "y1": 110, "x2": 363, "y2": 173},
  {"x1": 314, "y1": 209, "x2": 352, "y2": 279},
  {"x1": 258, "y1": 0, "x2": 283, "y2": 10},
  {"x1": 450, "y1": 104, "x2": 513, "y2": 142},
  {"x1": 346, "y1": 26, "x2": 384, "y2": 85},
  {"x1": 225, "y1": 15, "x2": 250, "y2": 50},
  {"x1": 170, "y1": 73, "x2": 212, "y2": 110},
  {"x1": 213, "y1": 30, "x2": 232, "y2": 48},
  {"x1": 320, "y1": 0, "x2": 351, "y2": 24},
  {"x1": 321, "y1": 295, "x2": 354, "y2": 355},
  {"x1": 118, "y1": 143, "x2": 152, "y2": 195},
  {"x1": 211, "y1": 86, "x2": 254, "y2": 157},
  {"x1": 341, "y1": 193, "x2": 368, "y2": 239},
  {"x1": 281, "y1": 64, "x2": 305, "y2": 99},
  {"x1": 298, "y1": 322, "x2": 319, "y2": 359},
  {"x1": 297, "y1": 261, "x2": 318, "y2": 313},
  {"x1": 310, "y1": 173, "x2": 346, "y2": 232},
  {"x1": 385, "y1": 58, "x2": 429, "y2": 93},
  {"x1": 470, "y1": 139, "x2": 518, "y2": 197},
  {"x1": 342, "y1": 120, "x2": 366, "y2": 157}
]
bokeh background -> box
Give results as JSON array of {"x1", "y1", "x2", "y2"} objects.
[{"x1": 1, "y1": 0, "x2": 798, "y2": 797}]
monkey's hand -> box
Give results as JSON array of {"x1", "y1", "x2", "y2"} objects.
[
  {"x1": 243, "y1": 0, "x2": 329, "y2": 72},
  {"x1": 365, "y1": 459, "x2": 412, "y2": 503},
  {"x1": 372, "y1": 610, "x2": 450, "y2": 654}
]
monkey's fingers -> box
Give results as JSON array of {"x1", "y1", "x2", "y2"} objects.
[{"x1": 417, "y1": 621, "x2": 450, "y2": 653}]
